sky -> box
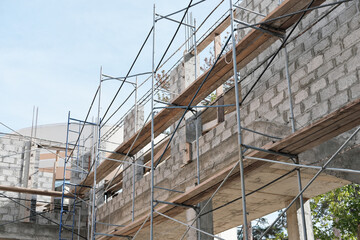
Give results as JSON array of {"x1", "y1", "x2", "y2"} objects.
[{"x1": 0, "y1": 0, "x2": 230, "y2": 133}]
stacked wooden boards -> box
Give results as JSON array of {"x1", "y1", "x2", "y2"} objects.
[
  {"x1": 100, "y1": 98, "x2": 360, "y2": 239},
  {"x1": 78, "y1": 0, "x2": 327, "y2": 194}
]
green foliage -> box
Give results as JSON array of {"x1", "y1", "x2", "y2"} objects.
[
  {"x1": 311, "y1": 184, "x2": 360, "y2": 239},
  {"x1": 237, "y1": 212, "x2": 288, "y2": 239}
]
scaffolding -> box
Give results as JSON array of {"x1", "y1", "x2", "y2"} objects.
[
  {"x1": 0, "y1": 0, "x2": 358, "y2": 239},
  {"x1": 69, "y1": 0, "x2": 360, "y2": 239},
  {"x1": 59, "y1": 112, "x2": 95, "y2": 240}
]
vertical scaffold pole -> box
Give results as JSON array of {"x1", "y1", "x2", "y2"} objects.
[
  {"x1": 229, "y1": 0, "x2": 249, "y2": 238},
  {"x1": 284, "y1": 45, "x2": 295, "y2": 133},
  {"x1": 193, "y1": 19, "x2": 199, "y2": 186},
  {"x1": 193, "y1": 19, "x2": 201, "y2": 240},
  {"x1": 59, "y1": 111, "x2": 71, "y2": 239},
  {"x1": 150, "y1": 4, "x2": 156, "y2": 240},
  {"x1": 91, "y1": 66, "x2": 102, "y2": 240},
  {"x1": 132, "y1": 77, "x2": 138, "y2": 222},
  {"x1": 284, "y1": 45, "x2": 308, "y2": 239}
]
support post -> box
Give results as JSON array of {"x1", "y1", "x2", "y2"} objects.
[
  {"x1": 59, "y1": 112, "x2": 71, "y2": 239},
  {"x1": 20, "y1": 140, "x2": 31, "y2": 221},
  {"x1": 88, "y1": 119, "x2": 95, "y2": 240},
  {"x1": 284, "y1": 44, "x2": 308, "y2": 239},
  {"x1": 91, "y1": 67, "x2": 102, "y2": 240},
  {"x1": 214, "y1": 33, "x2": 225, "y2": 123},
  {"x1": 229, "y1": 0, "x2": 249, "y2": 238},
  {"x1": 286, "y1": 199, "x2": 314, "y2": 240},
  {"x1": 132, "y1": 76, "x2": 138, "y2": 222},
  {"x1": 193, "y1": 20, "x2": 202, "y2": 240},
  {"x1": 51, "y1": 150, "x2": 59, "y2": 210},
  {"x1": 132, "y1": 157, "x2": 136, "y2": 222},
  {"x1": 150, "y1": 4, "x2": 156, "y2": 240}
]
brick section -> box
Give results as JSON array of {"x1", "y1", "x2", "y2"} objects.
[{"x1": 0, "y1": 136, "x2": 88, "y2": 234}]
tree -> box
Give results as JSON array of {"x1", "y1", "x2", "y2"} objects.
[
  {"x1": 311, "y1": 184, "x2": 360, "y2": 239},
  {"x1": 237, "y1": 212, "x2": 288, "y2": 240},
  {"x1": 155, "y1": 69, "x2": 170, "y2": 103}
]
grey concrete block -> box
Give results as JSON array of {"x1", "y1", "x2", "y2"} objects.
[{"x1": 330, "y1": 90, "x2": 349, "y2": 111}]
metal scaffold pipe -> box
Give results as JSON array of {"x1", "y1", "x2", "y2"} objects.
[
  {"x1": 150, "y1": 4, "x2": 156, "y2": 240},
  {"x1": 229, "y1": 0, "x2": 249, "y2": 238}
]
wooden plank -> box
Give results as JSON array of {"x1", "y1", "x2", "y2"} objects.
[
  {"x1": 103, "y1": 138, "x2": 171, "y2": 194},
  {"x1": 270, "y1": 98, "x2": 360, "y2": 153},
  {"x1": 145, "y1": 142, "x2": 171, "y2": 172},
  {"x1": 290, "y1": 111, "x2": 360, "y2": 154},
  {"x1": 106, "y1": 180, "x2": 123, "y2": 194},
  {"x1": 193, "y1": 10, "x2": 234, "y2": 54},
  {"x1": 0, "y1": 185, "x2": 72, "y2": 198},
  {"x1": 80, "y1": 0, "x2": 327, "y2": 193}
]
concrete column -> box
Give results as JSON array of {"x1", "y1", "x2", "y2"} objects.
[
  {"x1": 184, "y1": 190, "x2": 214, "y2": 240},
  {"x1": 185, "y1": 114, "x2": 202, "y2": 164},
  {"x1": 20, "y1": 141, "x2": 38, "y2": 222},
  {"x1": 122, "y1": 105, "x2": 145, "y2": 190},
  {"x1": 169, "y1": 52, "x2": 200, "y2": 166},
  {"x1": 185, "y1": 206, "x2": 198, "y2": 239},
  {"x1": 286, "y1": 199, "x2": 314, "y2": 240},
  {"x1": 214, "y1": 33, "x2": 225, "y2": 124},
  {"x1": 198, "y1": 200, "x2": 214, "y2": 240},
  {"x1": 134, "y1": 157, "x2": 144, "y2": 181}
]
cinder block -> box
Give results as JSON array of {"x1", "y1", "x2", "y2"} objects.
[
  {"x1": 345, "y1": 51, "x2": 360, "y2": 72},
  {"x1": 314, "y1": 37, "x2": 330, "y2": 54},
  {"x1": 291, "y1": 67, "x2": 307, "y2": 83},
  {"x1": 249, "y1": 98, "x2": 260, "y2": 112},
  {"x1": 331, "y1": 23, "x2": 349, "y2": 44},
  {"x1": 338, "y1": 4, "x2": 357, "y2": 26},
  {"x1": 1, "y1": 214, "x2": 13, "y2": 221},
  {"x1": 295, "y1": 89, "x2": 309, "y2": 104},
  {"x1": 311, "y1": 101, "x2": 329, "y2": 120},
  {"x1": 263, "y1": 109, "x2": 278, "y2": 122},
  {"x1": 336, "y1": 48, "x2": 353, "y2": 65},
  {"x1": 295, "y1": 112, "x2": 311, "y2": 128},
  {"x1": 310, "y1": 78, "x2": 327, "y2": 94},
  {"x1": 303, "y1": 95, "x2": 318, "y2": 112},
  {"x1": 316, "y1": 60, "x2": 334, "y2": 78},
  {"x1": 337, "y1": 74, "x2": 357, "y2": 91},
  {"x1": 330, "y1": 91, "x2": 349, "y2": 111},
  {"x1": 328, "y1": 65, "x2": 346, "y2": 84},
  {"x1": 350, "y1": 78, "x2": 360, "y2": 99},
  {"x1": 262, "y1": 88, "x2": 275, "y2": 103},
  {"x1": 321, "y1": 20, "x2": 337, "y2": 38},
  {"x1": 324, "y1": 43, "x2": 342, "y2": 62},
  {"x1": 244, "y1": 111, "x2": 256, "y2": 126},
  {"x1": 257, "y1": 102, "x2": 271, "y2": 116},
  {"x1": 307, "y1": 55, "x2": 324, "y2": 73},
  {"x1": 212, "y1": 135, "x2": 221, "y2": 148},
  {"x1": 221, "y1": 129, "x2": 232, "y2": 142},
  {"x1": 271, "y1": 91, "x2": 284, "y2": 108}
]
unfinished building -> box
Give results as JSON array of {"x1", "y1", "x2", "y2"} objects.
[{"x1": 1, "y1": 0, "x2": 360, "y2": 239}]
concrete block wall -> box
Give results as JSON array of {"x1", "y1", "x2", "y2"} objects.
[
  {"x1": 123, "y1": 105, "x2": 144, "y2": 143},
  {"x1": 233, "y1": 0, "x2": 360, "y2": 180},
  {"x1": 0, "y1": 137, "x2": 27, "y2": 222},
  {"x1": 236, "y1": 0, "x2": 360, "y2": 129},
  {"x1": 169, "y1": 59, "x2": 185, "y2": 99},
  {"x1": 0, "y1": 135, "x2": 88, "y2": 236},
  {"x1": 97, "y1": 0, "x2": 360, "y2": 232}
]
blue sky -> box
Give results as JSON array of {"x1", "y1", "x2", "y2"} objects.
[{"x1": 0, "y1": 0, "x2": 229, "y2": 133}]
